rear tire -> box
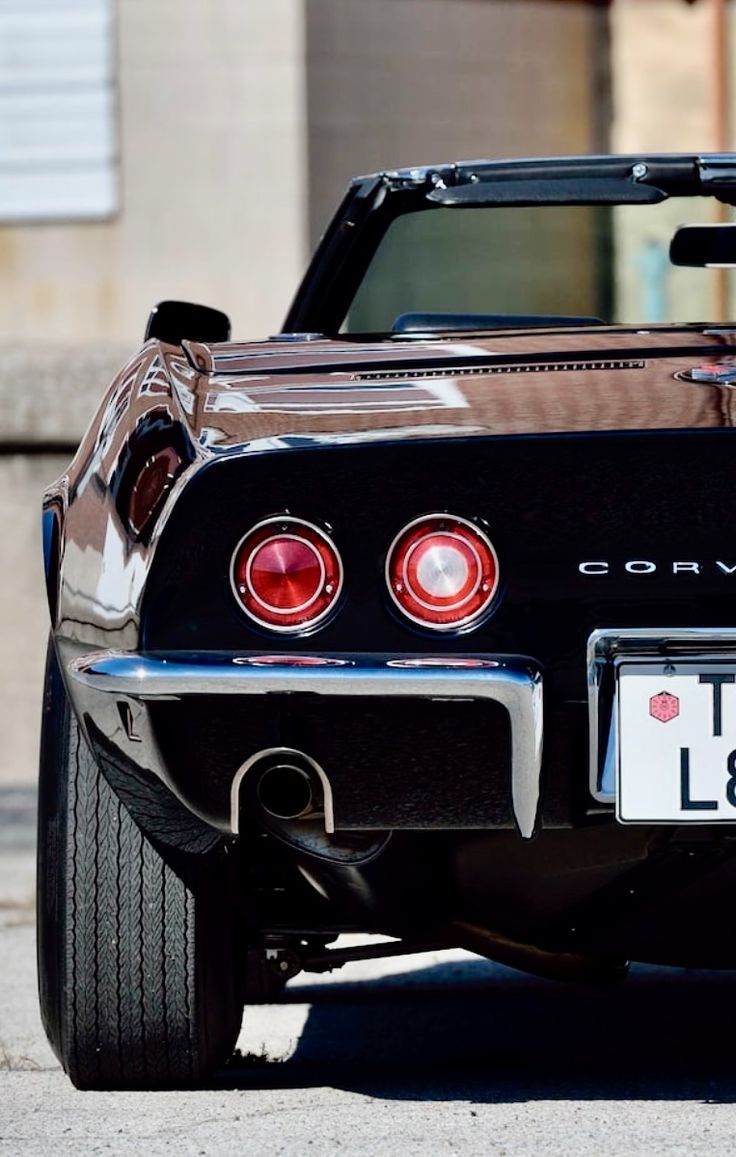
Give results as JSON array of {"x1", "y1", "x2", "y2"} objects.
[{"x1": 37, "y1": 642, "x2": 243, "y2": 1089}]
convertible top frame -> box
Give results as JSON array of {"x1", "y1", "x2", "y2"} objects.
[{"x1": 283, "y1": 153, "x2": 736, "y2": 336}]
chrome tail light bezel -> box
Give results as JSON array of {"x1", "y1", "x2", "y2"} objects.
[
  {"x1": 230, "y1": 515, "x2": 344, "y2": 634},
  {"x1": 385, "y1": 513, "x2": 500, "y2": 632}
]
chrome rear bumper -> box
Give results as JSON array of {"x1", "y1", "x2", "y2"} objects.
[{"x1": 67, "y1": 650, "x2": 543, "y2": 838}]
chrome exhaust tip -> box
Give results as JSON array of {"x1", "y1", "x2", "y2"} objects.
[
  {"x1": 256, "y1": 761, "x2": 315, "y2": 821},
  {"x1": 231, "y1": 746, "x2": 335, "y2": 833}
]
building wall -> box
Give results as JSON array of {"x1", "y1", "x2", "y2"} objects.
[
  {"x1": 0, "y1": 0, "x2": 608, "y2": 348},
  {"x1": 610, "y1": 0, "x2": 732, "y2": 322},
  {"x1": 5, "y1": 1, "x2": 727, "y2": 350},
  {"x1": 306, "y1": 0, "x2": 606, "y2": 245},
  {"x1": 0, "y1": 454, "x2": 66, "y2": 787},
  {"x1": 0, "y1": 0, "x2": 308, "y2": 346},
  {"x1": 611, "y1": 0, "x2": 713, "y2": 154}
]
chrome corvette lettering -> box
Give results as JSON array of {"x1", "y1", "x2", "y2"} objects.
[
  {"x1": 672, "y1": 562, "x2": 700, "y2": 574},
  {"x1": 625, "y1": 560, "x2": 656, "y2": 574},
  {"x1": 579, "y1": 560, "x2": 736, "y2": 576}
]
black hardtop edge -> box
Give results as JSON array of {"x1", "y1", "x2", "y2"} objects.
[
  {"x1": 283, "y1": 154, "x2": 736, "y2": 336},
  {"x1": 351, "y1": 152, "x2": 730, "y2": 189}
]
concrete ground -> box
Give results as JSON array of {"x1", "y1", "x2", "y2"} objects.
[{"x1": 4, "y1": 787, "x2": 736, "y2": 1155}]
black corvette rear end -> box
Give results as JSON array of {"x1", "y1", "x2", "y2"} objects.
[
  {"x1": 38, "y1": 153, "x2": 736, "y2": 1089},
  {"x1": 136, "y1": 423, "x2": 736, "y2": 803},
  {"x1": 133, "y1": 392, "x2": 736, "y2": 955}
]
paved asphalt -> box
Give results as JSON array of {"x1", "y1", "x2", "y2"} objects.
[{"x1": 3, "y1": 785, "x2": 736, "y2": 1155}]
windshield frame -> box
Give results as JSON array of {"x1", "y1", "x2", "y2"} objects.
[{"x1": 282, "y1": 153, "x2": 736, "y2": 336}]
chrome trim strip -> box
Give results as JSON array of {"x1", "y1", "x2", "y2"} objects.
[
  {"x1": 229, "y1": 747, "x2": 335, "y2": 835},
  {"x1": 68, "y1": 650, "x2": 543, "y2": 838},
  {"x1": 587, "y1": 628, "x2": 736, "y2": 803}
]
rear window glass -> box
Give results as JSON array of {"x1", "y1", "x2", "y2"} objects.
[{"x1": 344, "y1": 199, "x2": 731, "y2": 332}]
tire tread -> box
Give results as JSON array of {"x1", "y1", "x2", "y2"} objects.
[{"x1": 37, "y1": 645, "x2": 241, "y2": 1089}]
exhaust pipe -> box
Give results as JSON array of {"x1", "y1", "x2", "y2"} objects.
[
  {"x1": 241, "y1": 749, "x2": 389, "y2": 867},
  {"x1": 256, "y1": 761, "x2": 315, "y2": 821},
  {"x1": 440, "y1": 919, "x2": 629, "y2": 986}
]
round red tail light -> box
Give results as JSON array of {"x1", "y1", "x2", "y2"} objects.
[
  {"x1": 386, "y1": 514, "x2": 499, "y2": 631},
  {"x1": 231, "y1": 517, "x2": 343, "y2": 632}
]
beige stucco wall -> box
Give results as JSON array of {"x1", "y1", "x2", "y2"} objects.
[
  {"x1": 0, "y1": 0, "x2": 606, "y2": 348},
  {"x1": 0, "y1": 455, "x2": 67, "y2": 785},
  {"x1": 610, "y1": 0, "x2": 734, "y2": 322},
  {"x1": 306, "y1": 0, "x2": 605, "y2": 244},
  {"x1": 0, "y1": 0, "x2": 308, "y2": 346},
  {"x1": 611, "y1": 0, "x2": 713, "y2": 154}
]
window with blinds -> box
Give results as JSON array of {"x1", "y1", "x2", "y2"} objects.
[{"x1": 0, "y1": 0, "x2": 117, "y2": 222}]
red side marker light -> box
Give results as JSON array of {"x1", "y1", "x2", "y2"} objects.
[{"x1": 128, "y1": 447, "x2": 181, "y2": 536}]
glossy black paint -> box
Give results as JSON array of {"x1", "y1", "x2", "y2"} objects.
[
  {"x1": 107, "y1": 408, "x2": 193, "y2": 543},
  {"x1": 144, "y1": 300, "x2": 231, "y2": 344},
  {"x1": 138, "y1": 425, "x2": 736, "y2": 834},
  {"x1": 670, "y1": 222, "x2": 736, "y2": 266},
  {"x1": 143, "y1": 427, "x2": 736, "y2": 673},
  {"x1": 147, "y1": 695, "x2": 513, "y2": 832}
]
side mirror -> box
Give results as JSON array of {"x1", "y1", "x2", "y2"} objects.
[
  {"x1": 145, "y1": 300, "x2": 231, "y2": 344},
  {"x1": 669, "y1": 223, "x2": 736, "y2": 267}
]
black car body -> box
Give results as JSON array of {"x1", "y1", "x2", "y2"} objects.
[{"x1": 38, "y1": 153, "x2": 736, "y2": 1088}]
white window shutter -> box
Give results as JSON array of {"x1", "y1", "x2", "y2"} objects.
[{"x1": 0, "y1": 0, "x2": 117, "y2": 221}]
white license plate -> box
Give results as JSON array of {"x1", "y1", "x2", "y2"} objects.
[{"x1": 617, "y1": 661, "x2": 736, "y2": 823}]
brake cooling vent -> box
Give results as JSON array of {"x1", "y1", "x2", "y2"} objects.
[{"x1": 353, "y1": 359, "x2": 646, "y2": 382}]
